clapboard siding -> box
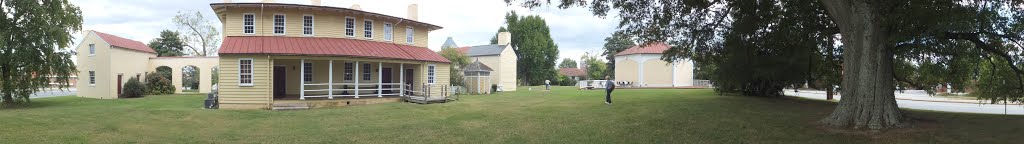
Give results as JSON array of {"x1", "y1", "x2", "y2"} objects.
[
  {"x1": 218, "y1": 55, "x2": 271, "y2": 109},
  {"x1": 220, "y1": 6, "x2": 432, "y2": 47}
]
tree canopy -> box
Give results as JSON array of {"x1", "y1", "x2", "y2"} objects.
[
  {"x1": 173, "y1": 10, "x2": 220, "y2": 56},
  {"x1": 507, "y1": 0, "x2": 1024, "y2": 130},
  {"x1": 497, "y1": 12, "x2": 560, "y2": 85},
  {"x1": 0, "y1": 0, "x2": 82, "y2": 106},
  {"x1": 601, "y1": 31, "x2": 636, "y2": 79},
  {"x1": 439, "y1": 47, "x2": 471, "y2": 86},
  {"x1": 148, "y1": 30, "x2": 186, "y2": 57},
  {"x1": 581, "y1": 53, "x2": 607, "y2": 79},
  {"x1": 558, "y1": 58, "x2": 578, "y2": 68}
]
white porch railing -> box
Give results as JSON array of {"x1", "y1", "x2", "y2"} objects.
[{"x1": 298, "y1": 59, "x2": 411, "y2": 100}]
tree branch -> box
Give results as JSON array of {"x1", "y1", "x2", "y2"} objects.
[{"x1": 944, "y1": 32, "x2": 1024, "y2": 90}]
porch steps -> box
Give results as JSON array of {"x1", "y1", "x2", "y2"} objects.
[{"x1": 271, "y1": 103, "x2": 310, "y2": 110}]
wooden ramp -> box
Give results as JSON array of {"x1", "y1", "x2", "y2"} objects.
[{"x1": 403, "y1": 95, "x2": 454, "y2": 104}]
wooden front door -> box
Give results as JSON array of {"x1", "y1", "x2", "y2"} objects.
[
  {"x1": 381, "y1": 68, "x2": 392, "y2": 94},
  {"x1": 273, "y1": 66, "x2": 286, "y2": 99},
  {"x1": 405, "y1": 69, "x2": 414, "y2": 95},
  {"x1": 117, "y1": 74, "x2": 123, "y2": 96}
]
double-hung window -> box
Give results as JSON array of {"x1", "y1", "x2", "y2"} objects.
[
  {"x1": 427, "y1": 65, "x2": 435, "y2": 84},
  {"x1": 405, "y1": 27, "x2": 414, "y2": 44},
  {"x1": 243, "y1": 13, "x2": 255, "y2": 34},
  {"x1": 344, "y1": 63, "x2": 353, "y2": 80},
  {"x1": 88, "y1": 44, "x2": 95, "y2": 56},
  {"x1": 362, "y1": 64, "x2": 371, "y2": 80},
  {"x1": 89, "y1": 71, "x2": 95, "y2": 86},
  {"x1": 383, "y1": 23, "x2": 393, "y2": 41},
  {"x1": 345, "y1": 17, "x2": 355, "y2": 37},
  {"x1": 303, "y1": 62, "x2": 313, "y2": 82},
  {"x1": 239, "y1": 59, "x2": 253, "y2": 86},
  {"x1": 273, "y1": 14, "x2": 285, "y2": 35},
  {"x1": 364, "y1": 20, "x2": 373, "y2": 39},
  {"x1": 302, "y1": 15, "x2": 314, "y2": 36}
]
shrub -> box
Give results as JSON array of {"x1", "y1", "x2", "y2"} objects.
[
  {"x1": 491, "y1": 84, "x2": 499, "y2": 93},
  {"x1": 145, "y1": 72, "x2": 176, "y2": 95},
  {"x1": 121, "y1": 77, "x2": 145, "y2": 98}
]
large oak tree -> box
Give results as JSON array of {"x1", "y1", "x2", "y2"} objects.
[
  {"x1": 0, "y1": 0, "x2": 82, "y2": 106},
  {"x1": 507, "y1": 0, "x2": 1024, "y2": 129}
]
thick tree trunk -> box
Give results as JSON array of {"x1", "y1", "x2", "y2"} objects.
[{"x1": 819, "y1": 0, "x2": 905, "y2": 129}]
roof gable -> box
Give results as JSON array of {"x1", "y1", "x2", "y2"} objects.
[
  {"x1": 91, "y1": 31, "x2": 157, "y2": 54},
  {"x1": 616, "y1": 42, "x2": 670, "y2": 56}
]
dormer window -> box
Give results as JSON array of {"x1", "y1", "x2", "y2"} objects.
[
  {"x1": 302, "y1": 15, "x2": 314, "y2": 36},
  {"x1": 364, "y1": 20, "x2": 373, "y2": 39},
  {"x1": 273, "y1": 14, "x2": 285, "y2": 35},
  {"x1": 345, "y1": 17, "x2": 355, "y2": 37},
  {"x1": 243, "y1": 13, "x2": 255, "y2": 34}
]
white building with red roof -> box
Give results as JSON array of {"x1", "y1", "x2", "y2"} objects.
[{"x1": 614, "y1": 43, "x2": 694, "y2": 87}]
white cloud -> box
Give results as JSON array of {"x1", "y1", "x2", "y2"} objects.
[{"x1": 69, "y1": 0, "x2": 620, "y2": 64}]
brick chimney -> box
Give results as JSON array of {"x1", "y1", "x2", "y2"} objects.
[
  {"x1": 311, "y1": 0, "x2": 320, "y2": 5},
  {"x1": 351, "y1": 4, "x2": 362, "y2": 10},
  {"x1": 497, "y1": 32, "x2": 511, "y2": 45},
  {"x1": 407, "y1": 4, "x2": 418, "y2": 21}
]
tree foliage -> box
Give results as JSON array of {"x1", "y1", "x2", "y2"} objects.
[
  {"x1": 499, "y1": 12, "x2": 560, "y2": 85},
  {"x1": 507, "y1": 0, "x2": 1024, "y2": 130},
  {"x1": 582, "y1": 54, "x2": 607, "y2": 80},
  {"x1": 601, "y1": 31, "x2": 635, "y2": 78},
  {"x1": 147, "y1": 30, "x2": 186, "y2": 57},
  {"x1": 173, "y1": 10, "x2": 220, "y2": 56},
  {"x1": 0, "y1": 0, "x2": 82, "y2": 105},
  {"x1": 439, "y1": 47, "x2": 471, "y2": 86},
  {"x1": 145, "y1": 72, "x2": 175, "y2": 95},
  {"x1": 182, "y1": 66, "x2": 199, "y2": 90},
  {"x1": 558, "y1": 58, "x2": 577, "y2": 68}
]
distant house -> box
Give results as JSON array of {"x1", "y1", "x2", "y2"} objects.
[
  {"x1": 558, "y1": 68, "x2": 586, "y2": 80},
  {"x1": 454, "y1": 32, "x2": 517, "y2": 91},
  {"x1": 74, "y1": 30, "x2": 218, "y2": 99},
  {"x1": 614, "y1": 43, "x2": 694, "y2": 87}
]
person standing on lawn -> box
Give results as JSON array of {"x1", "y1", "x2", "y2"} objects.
[
  {"x1": 545, "y1": 79, "x2": 551, "y2": 90},
  {"x1": 605, "y1": 76, "x2": 614, "y2": 105}
]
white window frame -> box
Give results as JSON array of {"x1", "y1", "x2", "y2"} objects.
[
  {"x1": 302, "y1": 15, "x2": 314, "y2": 36},
  {"x1": 303, "y1": 62, "x2": 313, "y2": 82},
  {"x1": 88, "y1": 44, "x2": 95, "y2": 56},
  {"x1": 406, "y1": 26, "x2": 414, "y2": 44},
  {"x1": 383, "y1": 23, "x2": 393, "y2": 41},
  {"x1": 238, "y1": 58, "x2": 254, "y2": 86},
  {"x1": 242, "y1": 13, "x2": 256, "y2": 34},
  {"x1": 345, "y1": 17, "x2": 355, "y2": 37},
  {"x1": 89, "y1": 71, "x2": 95, "y2": 86},
  {"x1": 344, "y1": 62, "x2": 354, "y2": 80},
  {"x1": 363, "y1": 20, "x2": 373, "y2": 39},
  {"x1": 362, "y1": 63, "x2": 371, "y2": 81},
  {"x1": 273, "y1": 14, "x2": 286, "y2": 35},
  {"x1": 427, "y1": 64, "x2": 435, "y2": 84}
]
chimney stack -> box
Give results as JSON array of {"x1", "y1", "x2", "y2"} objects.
[
  {"x1": 311, "y1": 0, "x2": 320, "y2": 5},
  {"x1": 351, "y1": 4, "x2": 362, "y2": 10},
  {"x1": 497, "y1": 32, "x2": 511, "y2": 45},
  {"x1": 261, "y1": 0, "x2": 275, "y2": 3},
  {"x1": 407, "y1": 4, "x2": 418, "y2": 21},
  {"x1": 224, "y1": 0, "x2": 232, "y2": 3}
]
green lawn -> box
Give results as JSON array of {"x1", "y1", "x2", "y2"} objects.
[{"x1": 2, "y1": 86, "x2": 1022, "y2": 143}]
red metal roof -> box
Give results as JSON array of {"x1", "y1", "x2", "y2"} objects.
[
  {"x1": 558, "y1": 68, "x2": 586, "y2": 77},
  {"x1": 616, "y1": 42, "x2": 670, "y2": 56},
  {"x1": 92, "y1": 31, "x2": 156, "y2": 54},
  {"x1": 219, "y1": 36, "x2": 450, "y2": 63},
  {"x1": 454, "y1": 47, "x2": 471, "y2": 54}
]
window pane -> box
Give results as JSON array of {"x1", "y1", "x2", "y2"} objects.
[
  {"x1": 345, "y1": 18, "x2": 354, "y2": 36},
  {"x1": 362, "y1": 64, "x2": 370, "y2": 80},
  {"x1": 344, "y1": 63, "x2": 353, "y2": 80},
  {"x1": 303, "y1": 63, "x2": 312, "y2": 82},
  {"x1": 364, "y1": 21, "x2": 373, "y2": 38},
  {"x1": 274, "y1": 15, "x2": 285, "y2": 34},
  {"x1": 384, "y1": 24, "x2": 393, "y2": 41},
  {"x1": 303, "y1": 16, "x2": 313, "y2": 35}
]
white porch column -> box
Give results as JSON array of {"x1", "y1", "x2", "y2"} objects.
[
  {"x1": 378, "y1": 62, "x2": 383, "y2": 97},
  {"x1": 671, "y1": 61, "x2": 677, "y2": 87},
  {"x1": 638, "y1": 61, "x2": 644, "y2": 87},
  {"x1": 300, "y1": 59, "x2": 305, "y2": 100},
  {"x1": 328, "y1": 60, "x2": 334, "y2": 99},
  {"x1": 400, "y1": 63, "x2": 405, "y2": 96},
  {"x1": 355, "y1": 61, "x2": 360, "y2": 99}
]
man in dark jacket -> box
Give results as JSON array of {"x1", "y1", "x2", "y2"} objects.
[{"x1": 605, "y1": 76, "x2": 614, "y2": 105}]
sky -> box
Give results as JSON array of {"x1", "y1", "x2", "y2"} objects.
[{"x1": 69, "y1": 0, "x2": 620, "y2": 64}]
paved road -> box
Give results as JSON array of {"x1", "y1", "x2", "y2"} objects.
[
  {"x1": 784, "y1": 90, "x2": 1024, "y2": 115},
  {"x1": 30, "y1": 88, "x2": 75, "y2": 98}
]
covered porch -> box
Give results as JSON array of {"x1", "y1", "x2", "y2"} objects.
[{"x1": 269, "y1": 57, "x2": 450, "y2": 103}]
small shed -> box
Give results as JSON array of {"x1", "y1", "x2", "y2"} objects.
[{"x1": 463, "y1": 60, "x2": 494, "y2": 94}]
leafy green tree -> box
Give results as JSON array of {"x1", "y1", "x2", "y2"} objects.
[
  {"x1": 147, "y1": 30, "x2": 186, "y2": 57},
  {"x1": 439, "y1": 47, "x2": 471, "y2": 86},
  {"x1": 173, "y1": 10, "x2": 220, "y2": 56},
  {"x1": 497, "y1": 12, "x2": 560, "y2": 85},
  {"x1": 582, "y1": 54, "x2": 607, "y2": 80},
  {"x1": 508, "y1": 0, "x2": 1024, "y2": 130},
  {"x1": 182, "y1": 66, "x2": 199, "y2": 90},
  {"x1": 601, "y1": 31, "x2": 635, "y2": 78},
  {"x1": 558, "y1": 58, "x2": 577, "y2": 68},
  {"x1": 0, "y1": 0, "x2": 82, "y2": 106}
]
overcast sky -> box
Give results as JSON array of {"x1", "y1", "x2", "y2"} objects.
[{"x1": 69, "y1": 0, "x2": 619, "y2": 63}]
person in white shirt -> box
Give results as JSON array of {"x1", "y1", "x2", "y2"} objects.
[{"x1": 544, "y1": 79, "x2": 551, "y2": 90}]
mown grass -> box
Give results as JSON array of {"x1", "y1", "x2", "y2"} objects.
[{"x1": 1, "y1": 86, "x2": 1022, "y2": 143}]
